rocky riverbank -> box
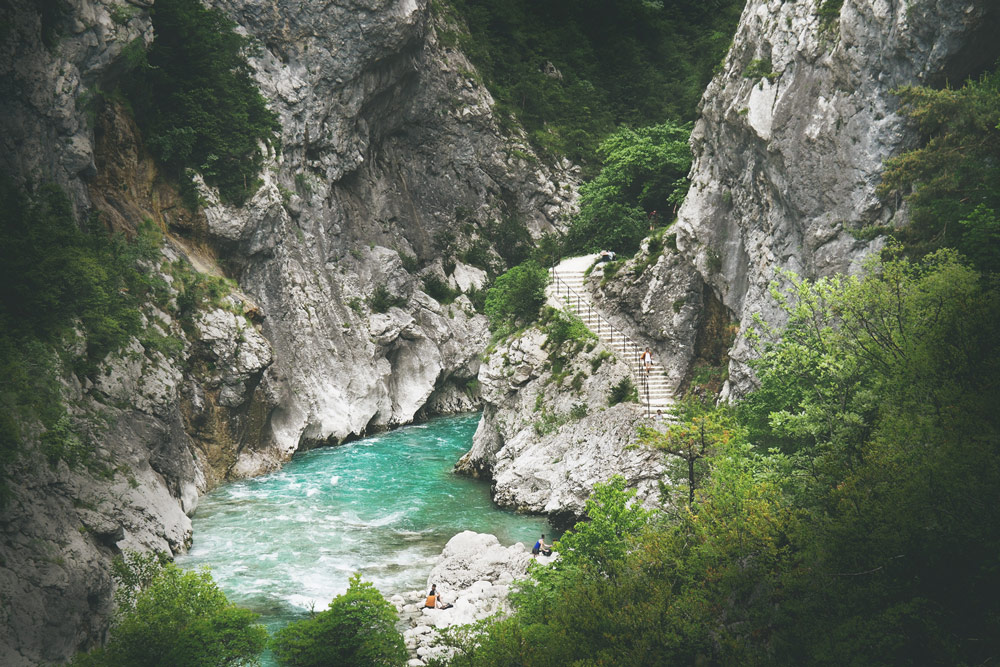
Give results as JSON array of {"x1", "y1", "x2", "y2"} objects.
[{"x1": 392, "y1": 531, "x2": 556, "y2": 665}]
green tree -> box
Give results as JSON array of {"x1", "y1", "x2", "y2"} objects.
[
  {"x1": 638, "y1": 397, "x2": 738, "y2": 505},
  {"x1": 441, "y1": 0, "x2": 742, "y2": 166},
  {"x1": 123, "y1": 0, "x2": 280, "y2": 205},
  {"x1": 483, "y1": 260, "x2": 548, "y2": 333},
  {"x1": 879, "y1": 63, "x2": 1000, "y2": 271},
  {"x1": 744, "y1": 248, "x2": 1000, "y2": 664},
  {"x1": 72, "y1": 553, "x2": 267, "y2": 666},
  {"x1": 270, "y1": 574, "x2": 406, "y2": 667},
  {"x1": 567, "y1": 121, "x2": 691, "y2": 255}
]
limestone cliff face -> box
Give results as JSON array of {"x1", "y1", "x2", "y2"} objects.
[
  {"x1": 197, "y1": 0, "x2": 578, "y2": 449},
  {"x1": 0, "y1": 0, "x2": 576, "y2": 663},
  {"x1": 675, "y1": 0, "x2": 1000, "y2": 396}
]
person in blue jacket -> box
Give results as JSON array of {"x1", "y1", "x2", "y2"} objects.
[{"x1": 532, "y1": 533, "x2": 552, "y2": 557}]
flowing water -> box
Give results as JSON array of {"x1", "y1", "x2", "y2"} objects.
[{"x1": 177, "y1": 413, "x2": 554, "y2": 647}]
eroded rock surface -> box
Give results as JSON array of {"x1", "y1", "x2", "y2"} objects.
[
  {"x1": 457, "y1": 325, "x2": 666, "y2": 519},
  {"x1": 675, "y1": 0, "x2": 1000, "y2": 396}
]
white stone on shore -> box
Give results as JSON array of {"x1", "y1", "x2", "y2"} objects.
[{"x1": 397, "y1": 531, "x2": 556, "y2": 664}]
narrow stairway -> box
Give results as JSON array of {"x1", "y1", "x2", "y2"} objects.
[{"x1": 546, "y1": 255, "x2": 675, "y2": 416}]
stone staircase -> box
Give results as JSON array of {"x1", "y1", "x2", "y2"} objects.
[{"x1": 546, "y1": 255, "x2": 674, "y2": 416}]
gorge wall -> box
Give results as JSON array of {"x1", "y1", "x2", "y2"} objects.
[
  {"x1": 675, "y1": 0, "x2": 1000, "y2": 396},
  {"x1": 0, "y1": 0, "x2": 576, "y2": 663}
]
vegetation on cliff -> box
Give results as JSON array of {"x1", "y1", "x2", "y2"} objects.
[
  {"x1": 880, "y1": 63, "x2": 1000, "y2": 272},
  {"x1": 438, "y1": 0, "x2": 742, "y2": 168},
  {"x1": 121, "y1": 0, "x2": 280, "y2": 206},
  {"x1": 0, "y1": 180, "x2": 162, "y2": 502},
  {"x1": 566, "y1": 120, "x2": 692, "y2": 255}
]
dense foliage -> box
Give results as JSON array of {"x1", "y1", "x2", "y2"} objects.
[
  {"x1": 439, "y1": 0, "x2": 742, "y2": 167},
  {"x1": 483, "y1": 261, "x2": 549, "y2": 334},
  {"x1": 122, "y1": 0, "x2": 280, "y2": 205},
  {"x1": 0, "y1": 179, "x2": 165, "y2": 502},
  {"x1": 879, "y1": 63, "x2": 1000, "y2": 272},
  {"x1": 566, "y1": 120, "x2": 692, "y2": 254},
  {"x1": 72, "y1": 552, "x2": 267, "y2": 666},
  {"x1": 270, "y1": 574, "x2": 407, "y2": 667},
  {"x1": 435, "y1": 248, "x2": 1000, "y2": 665}
]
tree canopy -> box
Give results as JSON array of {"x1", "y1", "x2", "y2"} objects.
[
  {"x1": 270, "y1": 573, "x2": 407, "y2": 667},
  {"x1": 879, "y1": 63, "x2": 1000, "y2": 272}
]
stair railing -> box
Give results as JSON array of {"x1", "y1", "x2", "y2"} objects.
[{"x1": 548, "y1": 268, "x2": 652, "y2": 417}]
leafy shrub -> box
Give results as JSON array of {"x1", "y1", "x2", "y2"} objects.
[
  {"x1": 608, "y1": 376, "x2": 638, "y2": 406},
  {"x1": 398, "y1": 251, "x2": 420, "y2": 273},
  {"x1": 590, "y1": 350, "x2": 612, "y2": 373},
  {"x1": 566, "y1": 121, "x2": 692, "y2": 255},
  {"x1": 422, "y1": 274, "x2": 461, "y2": 304},
  {"x1": 484, "y1": 261, "x2": 548, "y2": 333},
  {"x1": 483, "y1": 215, "x2": 532, "y2": 269},
  {"x1": 122, "y1": 0, "x2": 280, "y2": 205},
  {"x1": 71, "y1": 552, "x2": 267, "y2": 666},
  {"x1": 742, "y1": 57, "x2": 778, "y2": 82},
  {"x1": 368, "y1": 285, "x2": 408, "y2": 313},
  {"x1": 271, "y1": 573, "x2": 406, "y2": 667},
  {"x1": 459, "y1": 239, "x2": 495, "y2": 273}
]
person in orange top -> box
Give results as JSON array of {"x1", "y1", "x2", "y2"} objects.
[{"x1": 424, "y1": 584, "x2": 452, "y2": 609}]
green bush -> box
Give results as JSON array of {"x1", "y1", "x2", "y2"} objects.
[
  {"x1": 122, "y1": 0, "x2": 280, "y2": 205},
  {"x1": 271, "y1": 574, "x2": 406, "y2": 667},
  {"x1": 566, "y1": 121, "x2": 691, "y2": 255},
  {"x1": 368, "y1": 285, "x2": 408, "y2": 313},
  {"x1": 421, "y1": 274, "x2": 461, "y2": 304},
  {"x1": 484, "y1": 261, "x2": 549, "y2": 333},
  {"x1": 71, "y1": 552, "x2": 267, "y2": 666},
  {"x1": 607, "y1": 376, "x2": 638, "y2": 406}
]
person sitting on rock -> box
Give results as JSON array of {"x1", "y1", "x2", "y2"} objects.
[
  {"x1": 424, "y1": 584, "x2": 452, "y2": 610},
  {"x1": 532, "y1": 534, "x2": 553, "y2": 557}
]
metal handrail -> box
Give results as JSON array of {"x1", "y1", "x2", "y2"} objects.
[{"x1": 548, "y1": 269, "x2": 652, "y2": 417}]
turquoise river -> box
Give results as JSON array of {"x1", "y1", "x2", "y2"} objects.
[{"x1": 177, "y1": 413, "x2": 554, "y2": 645}]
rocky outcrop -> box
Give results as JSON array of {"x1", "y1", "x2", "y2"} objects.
[
  {"x1": 457, "y1": 325, "x2": 667, "y2": 519},
  {"x1": 675, "y1": 0, "x2": 1000, "y2": 396},
  {"x1": 201, "y1": 0, "x2": 579, "y2": 449},
  {"x1": 0, "y1": 270, "x2": 274, "y2": 665},
  {"x1": 392, "y1": 531, "x2": 556, "y2": 665},
  {"x1": 590, "y1": 237, "x2": 704, "y2": 392}
]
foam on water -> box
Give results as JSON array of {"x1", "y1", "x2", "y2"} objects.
[{"x1": 177, "y1": 413, "x2": 554, "y2": 662}]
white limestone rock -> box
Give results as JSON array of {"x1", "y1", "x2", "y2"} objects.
[
  {"x1": 399, "y1": 531, "x2": 556, "y2": 664},
  {"x1": 458, "y1": 323, "x2": 666, "y2": 517}
]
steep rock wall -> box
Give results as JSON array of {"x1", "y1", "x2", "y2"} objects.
[
  {"x1": 199, "y1": 0, "x2": 578, "y2": 449},
  {"x1": 675, "y1": 0, "x2": 1000, "y2": 395}
]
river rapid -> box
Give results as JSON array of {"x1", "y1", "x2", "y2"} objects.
[{"x1": 177, "y1": 413, "x2": 553, "y2": 638}]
